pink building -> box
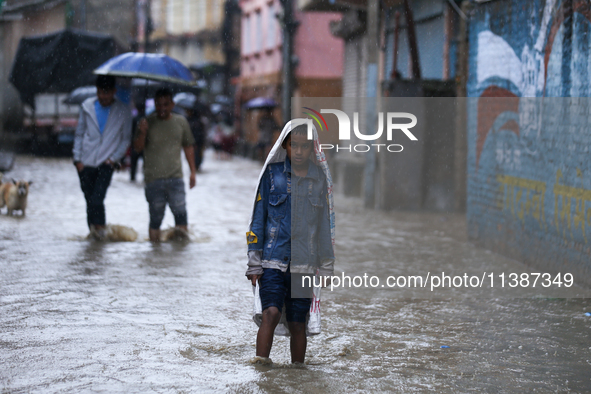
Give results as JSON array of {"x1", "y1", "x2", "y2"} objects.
[{"x1": 238, "y1": 0, "x2": 343, "y2": 148}]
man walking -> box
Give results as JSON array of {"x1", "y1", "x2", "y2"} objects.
[
  {"x1": 134, "y1": 88, "x2": 197, "y2": 242},
  {"x1": 73, "y1": 75, "x2": 132, "y2": 239}
]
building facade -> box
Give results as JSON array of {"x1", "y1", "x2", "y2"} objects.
[
  {"x1": 68, "y1": 0, "x2": 135, "y2": 47},
  {"x1": 467, "y1": 0, "x2": 591, "y2": 286},
  {"x1": 144, "y1": 0, "x2": 240, "y2": 99},
  {"x1": 148, "y1": 0, "x2": 226, "y2": 66},
  {"x1": 324, "y1": 0, "x2": 463, "y2": 212},
  {"x1": 238, "y1": 0, "x2": 343, "y2": 152}
]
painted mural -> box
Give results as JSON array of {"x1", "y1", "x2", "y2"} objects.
[{"x1": 468, "y1": 0, "x2": 591, "y2": 280}]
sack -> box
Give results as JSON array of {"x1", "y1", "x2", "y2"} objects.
[{"x1": 252, "y1": 281, "x2": 322, "y2": 337}]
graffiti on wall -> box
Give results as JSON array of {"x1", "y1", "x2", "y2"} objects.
[{"x1": 469, "y1": 0, "x2": 591, "y2": 251}]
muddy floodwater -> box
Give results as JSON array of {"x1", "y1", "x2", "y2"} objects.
[{"x1": 1, "y1": 153, "x2": 591, "y2": 393}]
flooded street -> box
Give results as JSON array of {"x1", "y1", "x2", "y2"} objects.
[{"x1": 1, "y1": 152, "x2": 591, "y2": 393}]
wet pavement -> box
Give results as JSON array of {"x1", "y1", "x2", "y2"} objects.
[{"x1": 1, "y1": 152, "x2": 591, "y2": 393}]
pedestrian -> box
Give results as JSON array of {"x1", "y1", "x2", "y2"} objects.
[
  {"x1": 73, "y1": 75, "x2": 132, "y2": 240},
  {"x1": 186, "y1": 107, "x2": 207, "y2": 172},
  {"x1": 134, "y1": 88, "x2": 197, "y2": 242},
  {"x1": 218, "y1": 111, "x2": 236, "y2": 160},
  {"x1": 256, "y1": 108, "x2": 279, "y2": 160},
  {"x1": 130, "y1": 100, "x2": 146, "y2": 182},
  {"x1": 208, "y1": 112, "x2": 233, "y2": 160},
  {"x1": 246, "y1": 120, "x2": 335, "y2": 364}
]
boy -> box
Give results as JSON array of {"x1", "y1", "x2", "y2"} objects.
[
  {"x1": 73, "y1": 75, "x2": 132, "y2": 239},
  {"x1": 246, "y1": 121, "x2": 335, "y2": 364}
]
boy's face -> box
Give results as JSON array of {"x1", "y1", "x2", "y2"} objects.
[
  {"x1": 155, "y1": 96, "x2": 174, "y2": 120},
  {"x1": 285, "y1": 133, "x2": 313, "y2": 168},
  {"x1": 97, "y1": 87, "x2": 116, "y2": 107}
]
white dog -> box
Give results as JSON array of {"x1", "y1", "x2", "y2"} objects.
[
  {"x1": 0, "y1": 179, "x2": 32, "y2": 216},
  {"x1": 88, "y1": 224, "x2": 138, "y2": 242},
  {"x1": 106, "y1": 224, "x2": 138, "y2": 242}
]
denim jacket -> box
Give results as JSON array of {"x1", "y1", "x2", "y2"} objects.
[{"x1": 247, "y1": 159, "x2": 335, "y2": 276}]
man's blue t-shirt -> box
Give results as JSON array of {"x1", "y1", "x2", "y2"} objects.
[{"x1": 94, "y1": 100, "x2": 111, "y2": 134}]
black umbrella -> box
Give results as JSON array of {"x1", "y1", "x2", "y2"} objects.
[{"x1": 9, "y1": 29, "x2": 119, "y2": 108}]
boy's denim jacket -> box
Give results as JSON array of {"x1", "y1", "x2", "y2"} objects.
[{"x1": 246, "y1": 159, "x2": 335, "y2": 276}]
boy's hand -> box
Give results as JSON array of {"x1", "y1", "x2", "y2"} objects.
[
  {"x1": 189, "y1": 172, "x2": 196, "y2": 189},
  {"x1": 247, "y1": 274, "x2": 261, "y2": 286}
]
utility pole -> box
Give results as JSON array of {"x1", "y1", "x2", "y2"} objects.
[
  {"x1": 454, "y1": 0, "x2": 470, "y2": 212},
  {"x1": 279, "y1": 0, "x2": 299, "y2": 123},
  {"x1": 364, "y1": 0, "x2": 379, "y2": 208},
  {"x1": 145, "y1": 0, "x2": 152, "y2": 53}
]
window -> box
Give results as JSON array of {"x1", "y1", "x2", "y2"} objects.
[
  {"x1": 166, "y1": 0, "x2": 184, "y2": 35},
  {"x1": 151, "y1": 0, "x2": 162, "y2": 31},
  {"x1": 243, "y1": 15, "x2": 251, "y2": 54},
  {"x1": 183, "y1": 0, "x2": 192, "y2": 32},
  {"x1": 166, "y1": 0, "x2": 174, "y2": 33},
  {"x1": 197, "y1": 0, "x2": 207, "y2": 30},
  {"x1": 266, "y1": 2, "x2": 276, "y2": 49},
  {"x1": 255, "y1": 10, "x2": 262, "y2": 52}
]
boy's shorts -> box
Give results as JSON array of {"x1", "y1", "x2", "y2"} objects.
[
  {"x1": 144, "y1": 178, "x2": 188, "y2": 229},
  {"x1": 259, "y1": 267, "x2": 312, "y2": 323}
]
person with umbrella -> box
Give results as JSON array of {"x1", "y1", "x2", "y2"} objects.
[
  {"x1": 245, "y1": 98, "x2": 279, "y2": 161},
  {"x1": 134, "y1": 88, "x2": 197, "y2": 242},
  {"x1": 257, "y1": 107, "x2": 279, "y2": 161},
  {"x1": 73, "y1": 75, "x2": 132, "y2": 240}
]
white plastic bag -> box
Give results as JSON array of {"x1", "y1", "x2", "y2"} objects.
[{"x1": 252, "y1": 281, "x2": 322, "y2": 337}]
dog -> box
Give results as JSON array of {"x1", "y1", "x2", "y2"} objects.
[
  {"x1": 106, "y1": 224, "x2": 138, "y2": 242},
  {"x1": 0, "y1": 179, "x2": 32, "y2": 216},
  {"x1": 88, "y1": 224, "x2": 138, "y2": 242}
]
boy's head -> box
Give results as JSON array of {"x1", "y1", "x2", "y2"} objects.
[
  {"x1": 283, "y1": 124, "x2": 313, "y2": 168},
  {"x1": 154, "y1": 88, "x2": 174, "y2": 120},
  {"x1": 95, "y1": 75, "x2": 116, "y2": 107}
]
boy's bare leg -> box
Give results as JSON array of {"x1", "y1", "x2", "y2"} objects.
[
  {"x1": 256, "y1": 306, "x2": 281, "y2": 358},
  {"x1": 288, "y1": 322, "x2": 307, "y2": 363}
]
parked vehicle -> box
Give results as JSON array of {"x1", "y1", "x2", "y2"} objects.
[{"x1": 8, "y1": 29, "x2": 122, "y2": 155}]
